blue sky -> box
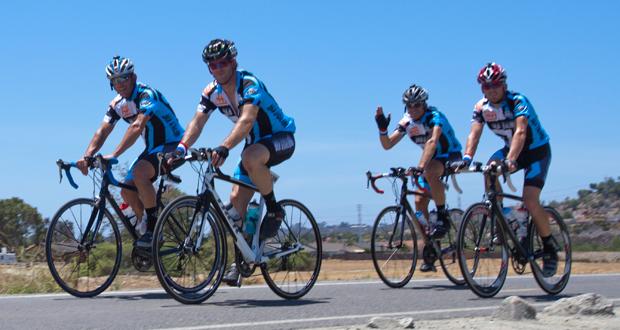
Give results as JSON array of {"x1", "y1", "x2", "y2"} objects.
[{"x1": 1, "y1": 1, "x2": 618, "y2": 224}]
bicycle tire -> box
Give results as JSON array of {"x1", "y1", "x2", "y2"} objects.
[
  {"x1": 529, "y1": 207, "x2": 572, "y2": 295},
  {"x1": 45, "y1": 198, "x2": 122, "y2": 297},
  {"x1": 371, "y1": 206, "x2": 417, "y2": 288},
  {"x1": 457, "y1": 202, "x2": 509, "y2": 298},
  {"x1": 261, "y1": 199, "x2": 322, "y2": 299},
  {"x1": 438, "y1": 208, "x2": 466, "y2": 285},
  {"x1": 153, "y1": 195, "x2": 226, "y2": 304}
]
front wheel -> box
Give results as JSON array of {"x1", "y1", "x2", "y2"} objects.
[
  {"x1": 261, "y1": 199, "x2": 322, "y2": 299},
  {"x1": 371, "y1": 206, "x2": 417, "y2": 288},
  {"x1": 457, "y1": 203, "x2": 509, "y2": 298},
  {"x1": 438, "y1": 208, "x2": 466, "y2": 286},
  {"x1": 45, "y1": 198, "x2": 122, "y2": 297},
  {"x1": 529, "y1": 207, "x2": 572, "y2": 295},
  {"x1": 153, "y1": 195, "x2": 226, "y2": 304}
]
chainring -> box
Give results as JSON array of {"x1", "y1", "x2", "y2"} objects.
[{"x1": 131, "y1": 247, "x2": 153, "y2": 272}]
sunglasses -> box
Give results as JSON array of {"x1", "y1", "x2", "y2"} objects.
[
  {"x1": 208, "y1": 59, "x2": 232, "y2": 70},
  {"x1": 481, "y1": 81, "x2": 504, "y2": 89},
  {"x1": 111, "y1": 74, "x2": 132, "y2": 85},
  {"x1": 406, "y1": 102, "x2": 425, "y2": 108}
]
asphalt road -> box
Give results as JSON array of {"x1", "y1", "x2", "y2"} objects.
[{"x1": 1, "y1": 274, "x2": 619, "y2": 330}]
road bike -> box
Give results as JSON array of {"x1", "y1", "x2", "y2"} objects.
[
  {"x1": 452, "y1": 162, "x2": 571, "y2": 298},
  {"x1": 46, "y1": 154, "x2": 180, "y2": 297},
  {"x1": 366, "y1": 167, "x2": 465, "y2": 288},
  {"x1": 152, "y1": 148, "x2": 322, "y2": 304}
]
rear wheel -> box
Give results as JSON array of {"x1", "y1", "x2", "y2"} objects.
[
  {"x1": 261, "y1": 199, "x2": 322, "y2": 299},
  {"x1": 530, "y1": 207, "x2": 572, "y2": 295},
  {"x1": 371, "y1": 206, "x2": 417, "y2": 288},
  {"x1": 438, "y1": 208, "x2": 466, "y2": 285},
  {"x1": 45, "y1": 198, "x2": 121, "y2": 297},
  {"x1": 457, "y1": 203, "x2": 509, "y2": 298},
  {"x1": 153, "y1": 195, "x2": 226, "y2": 304}
]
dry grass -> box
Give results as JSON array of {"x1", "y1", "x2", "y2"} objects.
[{"x1": 2, "y1": 258, "x2": 620, "y2": 294}]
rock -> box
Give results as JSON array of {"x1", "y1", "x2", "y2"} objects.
[
  {"x1": 367, "y1": 316, "x2": 415, "y2": 329},
  {"x1": 492, "y1": 296, "x2": 537, "y2": 320},
  {"x1": 543, "y1": 293, "x2": 615, "y2": 317}
]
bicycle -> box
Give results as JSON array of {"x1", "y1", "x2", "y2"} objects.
[
  {"x1": 152, "y1": 148, "x2": 322, "y2": 304},
  {"x1": 366, "y1": 167, "x2": 465, "y2": 288},
  {"x1": 452, "y1": 161, "x2": 571, "y2": 298},
  {"x1": 46, "y1": 154, "x2": 180, "y2": 297}
]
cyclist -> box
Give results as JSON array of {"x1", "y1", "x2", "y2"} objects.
[
  {"x1": 458, "y1": 62, "x2": 557, "y2": 276},
  {"x1": 375, "y1": 84, "x2": 462, "y2": 272},
  {"x1": 172, "y1": 39, "x2": 296, "y2": 285},
  {"x1": 77, "y1": 56, "x2": 185, "y2": 249}
]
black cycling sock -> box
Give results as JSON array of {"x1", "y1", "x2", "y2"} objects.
[
  {"x1": 263, "y1": 191, "x2": 277, "y2": 213},
  {"x1": 145, "y1": 207, "x2": 158, "y2": 232},
  {"x1": 436, "y1": 205, "x2": 446, "y2": 213}
]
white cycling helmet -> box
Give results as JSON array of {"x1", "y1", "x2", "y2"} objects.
[
  {"x1": 402, "y1": 84, "x2": 429, "y2": 105},
  {"x1": 105, "y1": 55, "x2": 134, "y2": 79}
]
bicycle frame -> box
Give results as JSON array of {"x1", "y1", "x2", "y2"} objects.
[
  {"x1": 483, "y1": 172, "x2": 532, "y2": 260},
  {"x1": 367, "y1": 169, "x2": 435, "y2": 247},
  {"x1": 57, "y1": 156, "x2": 172, "y2": 245},
  {"x1": 455, "y1": 162, "x2": 532, "y2": 261},
  {"x1": 181, "y1": 150, "x2": 303, "y2": 265}
]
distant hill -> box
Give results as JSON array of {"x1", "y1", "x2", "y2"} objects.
[{"x1": 548, "y1": 176, "x2": 620, "y2": 251}]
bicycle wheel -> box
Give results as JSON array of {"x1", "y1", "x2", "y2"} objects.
[
  {"x1": 438, "y1": 208, "x2": 466, "y2": 286},
  {"x1": 529, "y1": 207, "x2": 572, "y2": 295},
  {"x1": 45, "y1": 198, "x2": 121, "y2": 297},
  {"x1": 457, "y1": 203, "x2": 509, "y2": 298},
  {"x1": 371, "y1": 206, "x2": 417, "y2": 288},
  {"x1": 261, "y1": 199, "x2": 322, "y2": 299},
  {"x1": 153, "y1": 195, "x2": 226, "y2": 304}
]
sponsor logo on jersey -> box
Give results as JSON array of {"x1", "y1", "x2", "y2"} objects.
[
  {"x1": 246, "y1": 88, "x2": 257, "y2": 95},
  {"x1": 121, "y1": 104, "x2": 132, "y2": 117},
  {"x1": 483, "y1": 110, "x2": 497, "y2": 122},
  {"x1": 410, "y1": 124, "x2": 423, "y2": 136},
  {"x1": 139, "y1": 96, "x2": 152, "y2": 108},
  {"x1": 215, "y1": 94, "x2": 227, "y2": 107}
]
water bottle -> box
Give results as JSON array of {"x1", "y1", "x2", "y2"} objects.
[
  {"x1": 245, "y1": 201, "x2": 260, "y2": 235},
  {"x1": 503, "y1": 206, "x2": 528, "y2": 242},
  {"x1": 514, "y1": 205, "x2": 529, "y2": 243},
  {"x1": 415, "y1": 211, "x2": 428, "y2": 232},
  {"x1": 120, "y1": 202, "x2": 137, "y2": 226}
]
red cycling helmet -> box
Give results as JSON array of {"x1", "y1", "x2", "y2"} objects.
[{"x1": 477, "y1": 62, "x2": 507, "y2": 84}]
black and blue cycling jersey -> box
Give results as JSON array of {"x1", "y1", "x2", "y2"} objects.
[
  {"x1": 104, "y1": 82, "x2": 184, "y2": 152},
  {"x1": 197, "y1": 70, "x2": 295, "y2": 144},
  {"x1": 396, "y1": 106, "x2": 463, "y2": 158},
  {"x1": 472, "y1": 91, "x2": 549, "y2": 150}
]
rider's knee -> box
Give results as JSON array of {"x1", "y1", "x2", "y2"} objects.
[
  {"x1": 522, "y1": 192, "x2": 541, "y2": 210},
  {"x1": 241, "y1": 156, "x2": 265, "y2": 173}
]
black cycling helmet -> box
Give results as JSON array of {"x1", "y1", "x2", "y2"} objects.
[
  {"x1": 202, "y1": 39, "x2": 237, "y2": 63},
  {"x1": 402, "y1": 84, "x2": 429, "y2": 105}
]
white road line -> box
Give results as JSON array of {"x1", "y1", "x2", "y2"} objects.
[{"x1": 154, "y1": 298, "x2": 620, "y2": 330}]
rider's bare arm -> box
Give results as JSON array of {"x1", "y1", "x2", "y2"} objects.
[
  {"x1": 379, "y1": 130, "x2": 405, "y2": 150},
  {"x1": 181, "y1": 111, "x2": 211, "y2": 148},
  {"x1": 418, "y1": 125, "x2": 441, "y2": 168},
  {"x1": 84, "y1": 121, "x2": 114, "y2": 158},
  {"x1": 110, "y1": 113, "x2": 150, "y2": 158},
  {"x1": 77, "y1": 121, "x2": 114, "y2": 175},
  {"x1": 221, "y1": 104, "x2": 258, "y2": 149},
  {"x1": 464, "y1": 121, "x2": 484, "y2": 159},
  {"x1": 506, "y1": 116, "x2": 528, "y2": 162}
]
